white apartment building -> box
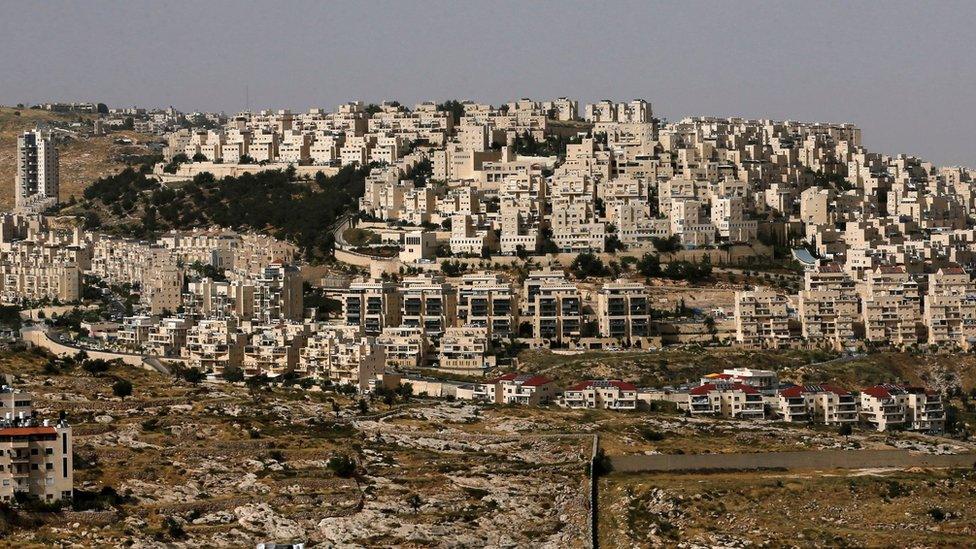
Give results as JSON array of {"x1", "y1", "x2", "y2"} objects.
[
  {"x1": 15, "y1": 130, "x2": 59, "y2": 213},
  {"x1": 562, "y1": 380, "x2": 638, "y2": 410},
  {"x1": 860, "y1": 384, "x2": 944, "y2": 432},
  {"x1": 774, "y1": 384, "x2": 858, "y2": 425},
  {"x1": 485, "y1": 373, "x2": 558, "y2": 406},
  {"x1": 0, "y1": 388, "x2": 73, "y2": 503},
  {"x1": 682, "y1": 383, "x2": 765, "y2": 419}
]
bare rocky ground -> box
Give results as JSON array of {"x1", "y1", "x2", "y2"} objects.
[
  {"x1": 600, "y1": 468, "x2": 976, "y2": 547},
  {"x1": 0, "y1": 350, "x2": 589, "y2": 547},
  {"x1": 4, "y1": 346, "x2": 975, "y2": 547}
]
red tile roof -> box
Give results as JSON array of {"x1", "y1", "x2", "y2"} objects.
[
  {"x1": 0, "y1": 426, "x2": 56, "y2": 437},
  {"x1": 779, "y1": 385, "x2": 805, "y2": 398},
  {"x1": 861, "y1": 385, "x2": 892, "y2": 399},
  {"x1": 566, "y1": 380, "x2": 637, "y2": 392},
  {"x1": 779, "y1": 383, "x2": 850, "y2": 397},
  {"x1": 492, "y1": 373, "x2": 553, "y2": 387}
]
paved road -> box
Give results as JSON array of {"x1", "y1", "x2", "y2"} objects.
[{"x1": 610, "y1": 449, "x2": 976, "y2": 473}]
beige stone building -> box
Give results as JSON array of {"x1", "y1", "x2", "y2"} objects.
[
  {"x1": 860, "y1": 266, "x2": 920, "y2": 346},
  {"x1": 597, "y1": 281, "x2": 652, "y2": 344},
  {"x1": 455, "y1": 273, "x2": 515, "y2": 340},
  {"x1": 0, "y1": 389, "x2": 72, "y2": 503},
  {"x1": 522, "y1": 270, "x2": 582, "y2": 345},
  {"x1": 182, "y1": 318, "x2": 245, "y2": 375},
  {"x1": 924, "y1": 266, "x2": 976, "y2": 348},
  {"x1": 400, "y1": 274, "x2": 456, "y2": 337},
  {"x1": 798, "y1": 264, "x2": 859, "y2": 346},
  {"x1": 734, "y1": 289, "x2": 791, "y2": 347},
  {"x1": 341, "y1": 278, "x2": 401, "y2": 336}
]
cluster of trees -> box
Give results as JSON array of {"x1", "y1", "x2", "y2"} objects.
[
  {"x1": 570, "y1": 252, "x2": 608, "y2": 279},
  {"x1": 651, "y1": 235, "x2": 682, "y2": 253},
  {"x1": 440, "y1": 260, "x2": 469, "y2": 277},
  {"x1": 511, "y1": 132, "x2": 577, "y2": 158},
  {"x1": 373, "y1": 382, "x2": 414, "y2": 408},
  {"x1": 76, "y1": 164, "x2": 373, "y2": 261},
  {"x1": 637, "y1": 253, "x2": 712, "y2": 283},
  {"x1": 162, "y1": 153, "x2": 190, "y2": 174}
]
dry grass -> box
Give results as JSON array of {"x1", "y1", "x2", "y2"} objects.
[
  {"x1": 0, "y1": 107, "x2": 155, "y2": 210},
  {"x1": 600, "y1": 468, "x2": 976, "y2": 547}
]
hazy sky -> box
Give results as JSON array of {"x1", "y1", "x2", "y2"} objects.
[{"x1": 2, "y1": 0, "x2": 974, "y2": 167}]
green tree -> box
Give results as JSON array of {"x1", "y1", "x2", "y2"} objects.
[
  {"x1": 570, "y1": 252, "x2": 606, "y2": 279},
  {"x1": 112, "y1": 379, "x2": 133, "y2": 400},
  {"x1": 222, "y1": 366, "x2": 245, "y2": 382},
  {"x1": 406, "y1": 493, "x2": 423, "y2": 513},
  {"x1": 182, "y1": 367, "x2": 205, "y2": 384},
  {"x1": 327, "y1": 453, "x2": 357, "y2": 478}
]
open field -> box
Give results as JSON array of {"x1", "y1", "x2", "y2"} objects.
[{"x1": 0, "y1": 107, "x2": 155, "y2": 210}]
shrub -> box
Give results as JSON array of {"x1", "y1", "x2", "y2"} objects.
[
  {"x1": 112, "y1": 379, "x2": 133, "y2": 399},
  {"x1": 640, "y1": 428, "x2": 665, "y2": 442},
  {"x1": 327, "y1": 453, "x2": 357, "y2": 478}
]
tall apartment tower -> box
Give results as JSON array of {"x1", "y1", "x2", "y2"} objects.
[{"x1": 15, "y1": 129, "x2": 59, "y2": 212}]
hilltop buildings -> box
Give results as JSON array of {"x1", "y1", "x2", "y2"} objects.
[{"x1": 15, "y1": 130, "x2": 59, "y2": 214}]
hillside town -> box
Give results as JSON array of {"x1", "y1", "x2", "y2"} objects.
[{"x1": 0, "y1": 95, "x2": 972, "y2": 544}]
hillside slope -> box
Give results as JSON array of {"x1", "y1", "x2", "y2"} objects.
[{"x1": 0, "y1": 107, "x2": 155, "y2": 210}]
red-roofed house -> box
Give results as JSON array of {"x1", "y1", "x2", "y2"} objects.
[
  {"x1": 0, "y1": 389, "x2": 73, "y2": 503},
  {"x1": 486, "y1": 373, "x2": 558, "y2": 405},
  {"x1": 681, "y1": 383, "x2": 764, "y2": 419},
  {"x1": 562, "y1": 380, "x2": 637, "y2": 410},
  {"x1": 859, "y1": 384, "x2": 906, "y2": 431},
  {"x1": 774, "y1": 384, "x2": 857, "y2": 425},
  {"x1": 860, "y1": 384, "x2": 944, "y2": 432}
]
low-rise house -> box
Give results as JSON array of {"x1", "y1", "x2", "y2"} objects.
[
  {"x1": 562, "y1": 380, "x2": 638, "y2": 410},
  {"x1": 682, "y1": 383, "x2": 765, "y2": 419},
  {"x1": 859, "y1": 385, "x2": 907, "y2": 431},
  {"x1": 485, "y1": 373, "x2": 558, "y2": 405},
  {"x1": 0, "y1": 388, "x2": 73, "y2": 503},
  {"x1": 438, "y1": 326, "x2": 494, "y2": 375},
  {"x1": 860, "y1": 384, "x2": 944, "y2": 432},
  {"x1": 774, "y1": 384, "x2": 858, "y2": 425}
]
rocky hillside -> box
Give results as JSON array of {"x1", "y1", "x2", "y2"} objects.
[
  {"x1": 0, "y1": 107, "x2": 155, "y2": 210},
  {"x1": 0, "y1": 350, "x2": 590, "y2": 547}
]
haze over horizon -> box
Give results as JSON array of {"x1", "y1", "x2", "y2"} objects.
[{"x1": 1, "y1": 0, "x2": 974, "y2": 167}]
